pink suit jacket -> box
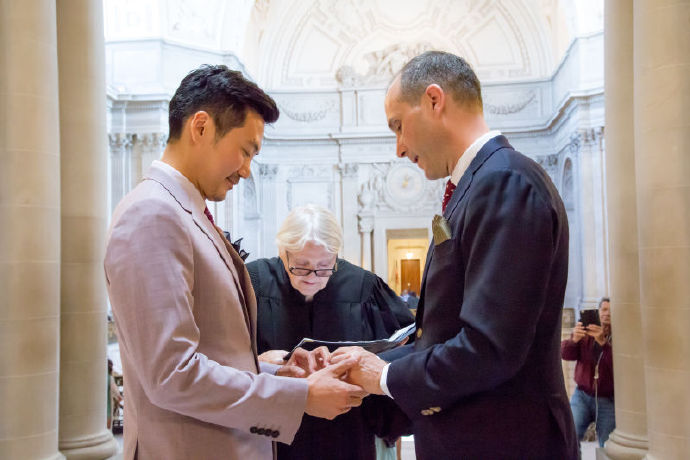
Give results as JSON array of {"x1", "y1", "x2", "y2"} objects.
[{"x1": 105, "y1": 163, "x2": 308, "y2": 459}]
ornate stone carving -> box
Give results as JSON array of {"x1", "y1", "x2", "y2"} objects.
[
  {"x1": 358, "y1": 214, "x2": 374, "y2": 234},
  {"x1": 336, "y1": 42, "x2": 434, "y2": 87},
  {"x1": 257, "y1": 163, "x2": 279, "y2": 180},
  {"x1": 484, "y1": 90, "x2": 537, "y2": 115},
  {"x1": 108, "y1": 133, "x2": 134, "y2": 152},
  {"x1": 243, "y1": 175, "x2": 260, "y2": 219},
  {"x1": 167, "y1": 0, "x2": 220, "y2": 43},
  {"x1": 288, "y1": 165, "x2": 332, "y2": 178},
  {"x1": 135, "y1": 132, "x2": 167, "y2": 151},
  {"x1": 567, "y1": 127, "x2": 605, "y2": 158},
  {"x1": 580, "y1": 126, "x2": 604, "y2": 148},
  {"x1": 357, "y1": 161, "x2": 444, "y2": 214},
  {"x1": 562, "y1": 158, "x2": 575, "y2": 211},
  {"x1": 337, "y1": 163, "x2": 359, "y2": 178},
  {"x1": 275, "y1": 96, "x2": 336, "y2": 123}
]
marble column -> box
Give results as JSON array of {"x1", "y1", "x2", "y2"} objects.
[
  {"x1": 338, "y1": 163, "x2": 360, "y2": 264},
  {"x1": 573, "y1": 128, "x2": 609, "y2": 310},
  {"x1": 108, "y1": 133, "x2": 133, "y2": 215},
  {"x1": 634, "y1": 0, "x2": 690, "y2": 458},
  {"x1": 0, "y1": 1, "x2": 64, "y2": 458},
  {"x1": 358, "y1": 215, "x2": 374, "y2": 271},
  {"x1": 56, "y1": 0, "x2": 117, "y2": 457},
  {"x1": 259, "y1": 164, "x2": 280, "y2": 257},
  {"x1": 603, "y1": 1, "x2": 648, "y2": 458}
]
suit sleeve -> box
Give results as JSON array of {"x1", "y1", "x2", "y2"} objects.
[
  {"x1": 104, "y1": 199, "x2": 307, "y2": 443},
  {"x1": 387, "y1": 169, "x2": 557, "y2": 417}
]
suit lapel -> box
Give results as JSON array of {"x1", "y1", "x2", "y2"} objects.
[
  {"x1": 416, "y1": 136, "x2": 512, "y2": 327},
  {"x1": 144, "y1": 166, "x2": 253, "y2": 335},
  {"x1": 443, "y1": 135, "x2": 512, "y2": 219},
  {"x1": 215, "y1": 226, "x2": 256, "y2": 343}
]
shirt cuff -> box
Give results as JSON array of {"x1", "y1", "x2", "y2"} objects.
[{"x1": 380, "y1": 363, "x2": 393, "y2": 398}]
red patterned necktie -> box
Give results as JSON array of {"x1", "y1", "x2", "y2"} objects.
[
  {"x1": 203, "y1": 207, "x2": 215, "y2": 225},
  {"x1": 442, "y1": 179, "x2": 456, "y2": 213}
]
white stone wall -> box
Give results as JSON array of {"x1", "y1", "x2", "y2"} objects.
[{"x1": 104, "y1": 1, "x2": 607, "y2": 312}]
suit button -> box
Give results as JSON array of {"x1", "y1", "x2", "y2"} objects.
[
  {"x1": 272, "y1": 430, "x2": 280, "y2": 438},
  {"x1": 430, "y1": 406, "x2": 441, "y2": 413},
  {"x1": 420, "y1": 409, "x2": 432, "y2": 416},
  {"x1": 416, "y1": 328, "x2": 423, "y2": 339},
  {"x1": 250, "y1": 426, "x2": 258, "y2": 433},
  {"x1": 257, "y1": 428, "x2": 265, "y2": 435}
]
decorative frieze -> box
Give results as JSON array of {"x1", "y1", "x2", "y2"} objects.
[{"x1": 357, "y1": 161, "x2": 444, "y2": 215}]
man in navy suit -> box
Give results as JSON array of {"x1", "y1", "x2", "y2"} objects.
[{"x1": 333, "y1": 51, "x2": 578, "y2": 459}]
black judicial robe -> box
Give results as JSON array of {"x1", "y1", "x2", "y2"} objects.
[{"x1": 247, "y1": 257, "x2": 414, "y2": 460}]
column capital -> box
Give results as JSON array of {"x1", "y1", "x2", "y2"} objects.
[
  {"x1": 337, "y1": 162, "x2": 359, "y2": 178},
  {"x1": 358, "y1": 214, "x2": 374, "y2": 233},
  {"x1": 257, "y1": 163, "x2": 279, "y2": 180}
]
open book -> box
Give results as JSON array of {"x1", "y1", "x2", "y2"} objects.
[{"x1": 284, "y1": 323, "x2": 416, "y2": 360}]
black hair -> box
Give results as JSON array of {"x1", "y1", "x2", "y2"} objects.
[
  {"x1": 167, "y1": 64, "x2": 279, "y2": 143},
  {"x1": 398, "y1": 51, "x2": 483, "y2": 111}
]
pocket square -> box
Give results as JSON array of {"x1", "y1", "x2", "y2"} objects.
[
  {"x1": 432, "y1": 214, "x2": 452, "y2": 245},
  {"x1": 223, "y1": 231, "x2": 250, "y2": 261}
]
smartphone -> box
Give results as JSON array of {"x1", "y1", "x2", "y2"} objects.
[{"x1": 579, "y1": 308, "x2": 600, "y2": 327}]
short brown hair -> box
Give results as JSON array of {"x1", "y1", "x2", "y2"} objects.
[{"x1": 397, "y1": 51, "x2": 483, "y2": 111}]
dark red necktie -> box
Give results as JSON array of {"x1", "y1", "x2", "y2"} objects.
[
  {"x1": 203, "y1": 207, "x2": 215, "y2": 225},
  {"x1": 442, "y1": 179, "x2": 456, "y2": 213}
]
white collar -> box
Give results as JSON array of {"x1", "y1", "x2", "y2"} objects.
[
  {"x1": 151, "y1": 160, "x2": 208, "y2": 214},
  {"x1": 450, "y1": 130, "x2": 502, "y2": 185}
]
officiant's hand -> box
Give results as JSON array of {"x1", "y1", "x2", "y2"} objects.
[{"x1": 331, "y1": 346, "x2": 386, "y2": 395}]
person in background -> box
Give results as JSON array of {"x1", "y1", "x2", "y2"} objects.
[
  {"x1": 106, "y1": 359, "x2": 122, "y2": 430},
  {"x1": 247, "y1": 204, "x2": 414, "y2": 460},
  {"x1": 405, "y1": 291, "x2": 419, "y2": 310},
  {"x1": 561, "y1": 297, "x2": 615, "y2": 447}
]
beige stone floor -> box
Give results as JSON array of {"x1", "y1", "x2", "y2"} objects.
[{"x1": 110, "y1": 433, "x2": 597, "y2": 459}]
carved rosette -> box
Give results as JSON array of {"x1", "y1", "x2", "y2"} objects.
[{"x1": 357, "y1": 161, "x2": 444, "y2": 214}]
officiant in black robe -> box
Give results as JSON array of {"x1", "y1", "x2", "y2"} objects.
[{"x1": 246, "y1": 204, "x2": 414, "y2": 460}]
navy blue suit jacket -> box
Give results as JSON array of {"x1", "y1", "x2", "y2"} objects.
[{"x1": 385, "y1": 136, "x2": 578, "y2": 459}]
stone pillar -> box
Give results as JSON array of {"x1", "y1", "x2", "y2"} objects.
[
  {"x1": 338, "y1": 163, "x2": 360, "y2": 263},
  {"x1": 573, "y1": 128, "x2": 609, "y2": 310},
  {"x1": 359, "y1": 215, "x2": 374, "y2": 271},
  {"x1": 603, "y1": 1, "x2": 648, "y2": 458},
  {"x1": 0, "y1": 1, "x2": 64, "y2": 458},
  {"x1": 258, "y1": 163, "x2": 279, "y2": 257},
  {"x1": 56, "y1": 0, "x2": 117, "y2": 457},
  {"x1": 108, "y1": 133, "x2": 133, "y2": 214},
  {"x1": 634, "y1": 1, "x2": 690, "y2": 458}
]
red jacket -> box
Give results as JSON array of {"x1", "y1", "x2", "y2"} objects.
[{"x1": 561, "y1": 334, "x2": 614, "y2": 398}]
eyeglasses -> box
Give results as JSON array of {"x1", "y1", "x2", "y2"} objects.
[{"x1": 286, "y1": 252, "x2": 338, "y2": 277}]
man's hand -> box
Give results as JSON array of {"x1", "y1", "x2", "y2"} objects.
[
  {"x1": 331, "y1": 346, "x2": 386, "y2": 395},
  {"x1": 275, "y1": 346, "x2": 331, "y2": 378},
  {"x1": 586, "y1": 324, "x2": 607, "y2": 345},
  {"x1": 571, "y1": 322, "x2": 586, "y2": 343},
  {"x1": 258, "y1": 349, "x2": 289, "y2": 365},
  {"x1": 305, "y1": 358, "x2": 368, "y2": 420}
]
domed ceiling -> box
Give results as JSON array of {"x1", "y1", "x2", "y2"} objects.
[{"x1": 244, "y1": 0, "x2": 576, "y2": 89}]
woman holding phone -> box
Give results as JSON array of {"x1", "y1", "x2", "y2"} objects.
[{"x1": 561, "y1": 297, "x2": 615, "y2": 447}]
